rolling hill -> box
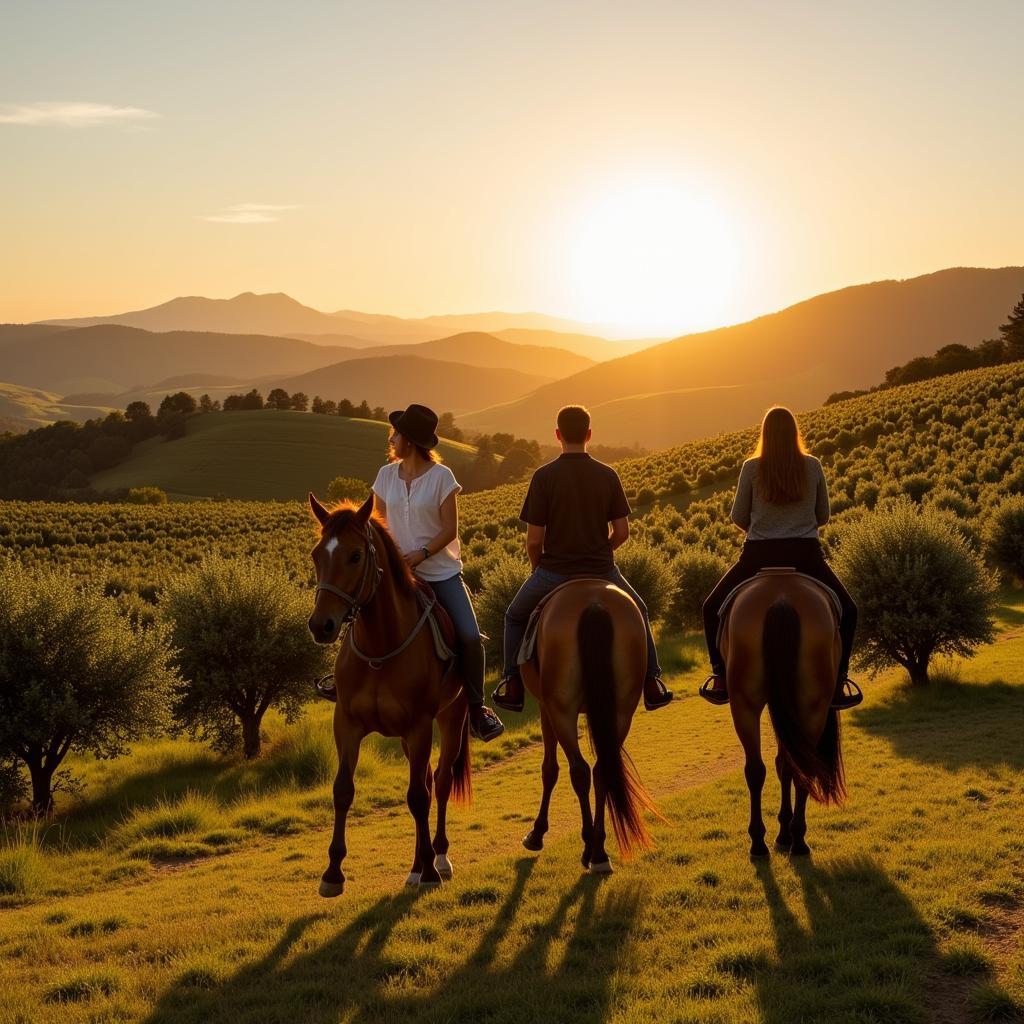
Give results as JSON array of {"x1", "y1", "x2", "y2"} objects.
[
  {"x1": 89, "y1": 410, "x2": 477, "y2": 501},
  {"x1": 460, "y1": 266, "x2": 1024, "y2": 447},
  {"x1": 0, "y1": 382, "x2": 116, "y2": 434}
]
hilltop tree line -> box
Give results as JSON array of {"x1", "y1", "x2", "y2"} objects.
[{"x1": 827, "y1": 291, "x2": 1024, "y2": 404}]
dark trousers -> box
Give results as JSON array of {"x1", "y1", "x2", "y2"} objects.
[{"x1": 702, "y1": 538, "x2": 857, "y2": 682}]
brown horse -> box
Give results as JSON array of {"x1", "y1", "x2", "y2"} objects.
[
  {"x1": 307, "y1": 492, "x2": 471, "y2": 896},
  {"x1": 519, "y1": 579, "x2": 659, "y2": 873},
  {"x1": 720, "y1": 570, "x2": 846, "y2": 859}
]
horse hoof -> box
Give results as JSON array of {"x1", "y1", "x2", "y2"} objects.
[
  {"x1": 434, "y1": 854, "x2": 453, "y2": 880},
  {"x1": 319, "y1": 879, "x2": 345, "y2": 898},
  {"x1": 774, "y1": 840, "x2": 793, "y2": 854},
  {"x1": 418, "y1": 876, "x2": 442, "y2": 889},
  {"x1": 522, "y1": 831, "x2": 544, "y2": 852},
  {"x1": 750, "y1": 850, "x2": 771, "y2": 862},
  {"x1": 790, "y1": 845, "x2": 812, "y2": 858},
  {"x1": 589, "y1": 860, "x2": 614, "y2": 875},
  {"x1": 404, "y1": 871, "x2": 422, "y2": 887}
]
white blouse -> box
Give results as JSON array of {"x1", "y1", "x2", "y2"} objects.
[{"x1": 371, "y1": 462, "x2": 463, "y2": 582}]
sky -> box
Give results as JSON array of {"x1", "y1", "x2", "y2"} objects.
[{"x1": 2, "y1": 0, "x2": 1023, "y2": 336}]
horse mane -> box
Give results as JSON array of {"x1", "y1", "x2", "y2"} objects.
[{"x1": 319, "y1": 502, "x2": 417, "y2": 599}]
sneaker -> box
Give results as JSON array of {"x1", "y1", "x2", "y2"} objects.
[{"x1": 469, "y1": 705, "x2": 505, "y2": 742}]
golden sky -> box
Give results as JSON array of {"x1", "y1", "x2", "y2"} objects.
[{"x1": 3, "y1": 1, "x2": 1022, "y2": 335}]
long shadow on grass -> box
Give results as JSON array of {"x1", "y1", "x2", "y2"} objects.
[
  {"x1": 854, "y1": 676, "x2": 1024, "y2": 771},
  {"x1": 143, "y1": 857, "x2": 642, "y2": 1024},
  {"x1": 755, "y1": 856, "x2": 936, "y2": 1024}
]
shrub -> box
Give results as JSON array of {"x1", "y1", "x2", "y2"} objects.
[
  {"x1": 667, "y1": 546, "x2": 729, "y2": 632},
  {"x1": 834, "y1": 500, "x2": 997, "y2": 685},
  {"x1": 615, "y1": 541, "x2": 677, "y2": 624},
  {"x1": 161, "y1": 558, "x2": 331, "y2": 758},
  {"x1": 127, "y1": 487, "x2": 168, "y2": 505},
  {"x1": 0, "y1": 562, "x2": 176, "y2": 813},
  {"x1": 475, "y1": 553, "x2": 530, "y2": 663},
  {"x1": 0, "y1": 822, "x2": 49, "y2": 898},
  {"x1": 984, "y1": 495, "x2": 1024, "y2": 582},
  {"x1": 326, "y1": 476, "x2": 371, "y2": 503}
]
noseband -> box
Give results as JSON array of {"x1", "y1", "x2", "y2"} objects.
[{"x1": 314, "y1": 522, "x2": 383, "y2": 625}]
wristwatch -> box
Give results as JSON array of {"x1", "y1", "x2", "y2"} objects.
[{"x1": 420, "y1": 546, "x2": 430, "y2": 561}]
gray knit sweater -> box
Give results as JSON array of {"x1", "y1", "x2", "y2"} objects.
[{"x1": 730, "y1": 455, "x2": 830, "y2": 541}]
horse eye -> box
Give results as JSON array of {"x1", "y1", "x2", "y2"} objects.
[{"x1": 349, "y1": 550, "x2": 362, "y2": 564}]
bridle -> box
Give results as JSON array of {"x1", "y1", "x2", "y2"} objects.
[{"x1": 313, "y1": 520, "x2": 434, "y2": 670}]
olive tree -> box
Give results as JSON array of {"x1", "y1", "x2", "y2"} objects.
[
  {"x1": 834, "y1": 500, "x2": 997, "y2": 686},
  {"x1": 161, "y1": 558, "x2": 331, "y2": 758},
  {"x1": 0, "y1": 561, "x2": 176, "y2": 814},
  {"x1": 668, "y1": 546, "x2": 729, "y2": 632},
  {"x1": 614, "y1": 541, "x2": 678, "y2": 624},
  {"x1": 984, "y1": 495, "x2": 1024, "y2": 582}
]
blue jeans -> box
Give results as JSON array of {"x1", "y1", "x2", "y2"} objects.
[
  {"x1": 502, "y1": 566, "x2": 662, "y2": 680},
  {"x1": 430, "y1": 572, "x2": 486, "y2": 707}
]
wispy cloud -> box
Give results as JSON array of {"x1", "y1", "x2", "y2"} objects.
[
  {"x1": 199, "y1": 203, "x2": 301, "y2": 224},
  {"x1": 0, "y1": 101, "x2": 159, "y2": 127}
]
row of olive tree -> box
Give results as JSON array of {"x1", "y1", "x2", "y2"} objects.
[{"x1": 0, "y1": 557, "x2": 329, "y2": 815}]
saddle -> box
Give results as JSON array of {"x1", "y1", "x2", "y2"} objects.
[
  {"x1": 715, "y1": 567, "x2": 842, "y2": 650},
  {"x1": 414, "y1": 580, "x2": 458, "y2": 663},
  {"x1": 516, "y1": 577, "x2": 617, "y2": 667}
]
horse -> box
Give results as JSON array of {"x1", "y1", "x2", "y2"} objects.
[
  {"x1": 307, "y1": 492, "x2": 471, "y2": 896},
  {"x1": 720, "y1": 570, "x2": 846, "y2": 859},
  {"x1": 518, "y1": 579, "x2": 660, "y2": 874}
]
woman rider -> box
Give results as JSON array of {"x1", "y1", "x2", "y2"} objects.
[
  {"x1": 700, "y1": 405, "x2": 862, "y2": 710},
  {"x1": 318, "y1": 403, "x2": 506, "y2": 742}
]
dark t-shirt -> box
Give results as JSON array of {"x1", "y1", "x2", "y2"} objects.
[{"x1": 519, "y1": 453, "x2": 632, "y2": 575}]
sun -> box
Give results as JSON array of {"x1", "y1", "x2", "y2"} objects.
[{"x1": 564, "y1": 181, "x2": 741, "y2": 336}]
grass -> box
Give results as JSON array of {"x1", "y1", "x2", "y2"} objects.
[
  {"x1": 90, "y1": 410, "x2": 477, "y2": 501},
  {"x1": 1, "y1": 606, "x2": 1023, "y2": 1022}
]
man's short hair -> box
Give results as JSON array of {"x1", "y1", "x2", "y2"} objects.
[{"x1": 557, "y1": 405, "x2": 591, "y2": 444}]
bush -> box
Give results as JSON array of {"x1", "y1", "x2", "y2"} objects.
[
  {"x1": 614, "y1": 541, "x2": 678, "y2": 624},
  {"x1": 127, "y1": 487, "x2": 168, "y2": 505},
  {"x1": 834, "y1": 500, "x2": 997, "y2": 685},
  {"x1": 161, "y1": 558, "x2": 331, "y2": 758},
  {"x1": 984, "y1": 495, "x2": 1024, "y2": 582},
  {"x1": 475, "y1": 553, "x2": 530, "y2": 663},
  {"x1": 326, "y1": 476, "x2": 371, "y2": 503},
  {"x1": 0, "y1": 562, "x2": 176, "y2": 813},
  {"x1": 668, "y1": 546, "x2": 729, "y2": 632}
]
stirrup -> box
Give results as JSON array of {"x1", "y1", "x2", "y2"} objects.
[
  {"x1": 470, "y1": 706, "x2": 505, "y2": 742},
  {"x1": 492, "y1": 676, "x2": 524, "y2": 713},
  {"x1": 314, "y1": 674, "x2": 337, "y2": 703},
  {"x1": 699, "y1": 674, "x2": 730, "y2": 706},
  {"x1": 831, "y1": 678, "x2": 863, "y2": 710},
  {"x1": 643, "y1": 676, "x2": 673, "y2": 711}
]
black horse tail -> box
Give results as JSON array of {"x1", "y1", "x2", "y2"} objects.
[
  {"x1": 763, "y1": 597, "x2": 845, "y2": 805},
  {"x1": 578, "y1": 601, "x2": 656, "y2": 856},
  {"x1": 451, "y1": 711, "x2": 472, "y2": 806}
]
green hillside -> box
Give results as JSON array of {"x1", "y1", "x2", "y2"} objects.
[
  {"x1": 0, "y1": 381, "x2": 115, "y2": 434},
  {"x1": 89, "y1": 410, "x2": 476, "y2": 501}
]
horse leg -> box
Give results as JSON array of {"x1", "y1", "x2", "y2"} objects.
[
  {"x1": 523, "y1": 708, "x2": 558, "y2": 852},
  {"x1": 552, "y1": 713, "x2": 594, "y2": 870},
  {"x1": 589, "y1": 762, "x2": 611, "y2": 873},
  {"x1": 775, "y1": 753, "x2": 794, "y2": 852},
  {"x1": 406, "y1": 721, "x2": 443, "y2": 887},
  {"x1": 431, "y1": 701, "x2": 464, "y2": 880},
  {"x1": 733, "y1": 704, "x2": 769, "y2": 860},
  {"x1": 790, "y1": 784, "x2": 812, "y2": 857},
  {"x1": 320, "y1": 716, "x2": 363, "y2": 898}
]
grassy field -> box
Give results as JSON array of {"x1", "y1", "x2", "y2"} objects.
[
  {"x1": 0, "y1": 381, "x2": 115, "y2": 435},
  {"x1": 1, "y1": 597, "x2": 1022, "y2": 1024},
  {"x1": 90, "y1": 411, "x2": 478, "y2": 501}
]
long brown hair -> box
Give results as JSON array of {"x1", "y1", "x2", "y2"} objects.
[{"x1": 753, "y1": 406, "x2": 809, "y2": 504}]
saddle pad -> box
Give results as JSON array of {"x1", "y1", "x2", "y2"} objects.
[
  {"x1": 414, "y1": 581, "x2": 457, "y2": 663},
  {"x1": 716, "y1": 567, "x2": 843, "y2": 651},
  {"x1": 517, "y1": 577, "x2": 618, "y2": 666}
]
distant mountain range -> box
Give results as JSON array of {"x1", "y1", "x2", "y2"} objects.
[
  {"x1": 36, "y1": 291, "x2": 654, "y2": 358},
  {"x1": 459, "y1": 267, "x2": 1024, "y2": 446}
]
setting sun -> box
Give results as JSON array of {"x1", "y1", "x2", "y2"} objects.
[{"x1": 564, "y1": 181, "x2": 741, "y2": 336}]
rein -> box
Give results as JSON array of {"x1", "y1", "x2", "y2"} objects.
[{"x1": 315, "y1": 521, "x2": 434, "y2": 670}]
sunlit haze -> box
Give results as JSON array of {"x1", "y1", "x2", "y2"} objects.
[{"x1": 3, "y1": 1, "x2": 1023, "y2": 335}]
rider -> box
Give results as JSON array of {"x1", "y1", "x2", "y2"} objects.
[
  {"x1": 699, "y1": 405, "x2": 861, "y2": 710},
  {"x1": 492, "y1": 404, "x2": 673, "y2": 714},
  {"x1": 317, "y1": 403, "x2": 506, "y2": 743}
]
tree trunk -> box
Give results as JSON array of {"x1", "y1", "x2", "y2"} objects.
[
  {"x1": 241, "y1": 713, "x2": 263, "y2": 759},
  {"x1": 907, "y1": 659, "x2": 931, "y2": 686},
  {"x1": 28, "y1": 761, "x2": 55, "y2": 816}
]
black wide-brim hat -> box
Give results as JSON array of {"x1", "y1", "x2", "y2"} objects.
[{"x1": 388, "y1": 404, "x2": 439, "y2": 449}]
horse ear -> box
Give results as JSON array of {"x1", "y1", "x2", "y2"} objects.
[
  {"x1": 309, "y1": 491, "x2": 331, "y2": 527},
  {"x1": 355, "y1": 492, "x2": 374, "y2": 523}
]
